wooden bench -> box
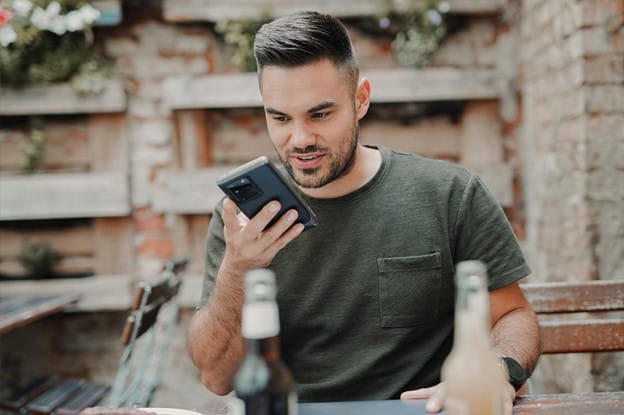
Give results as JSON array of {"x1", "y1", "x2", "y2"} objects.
[
  {"x1": 521, "y1": 280, "x2": 624, "y2": 354},
  {"x1": 0, "y1": 256, "x2": 190, "y2": 415}
]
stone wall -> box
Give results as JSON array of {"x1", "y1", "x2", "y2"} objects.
[{"x1": 520, "y1": 0, "x2": 624, "y2": 393}]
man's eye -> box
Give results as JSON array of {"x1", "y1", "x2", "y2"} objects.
[
  {"x1": 312, "y1": 112, "x2": 329, "y2": 120},
  {"x1": 272, "y1": 115, "x2": 288, "y2": 122}
]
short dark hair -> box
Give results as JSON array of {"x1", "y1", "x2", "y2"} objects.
[{"x1": 253, "y1": 11, "x2": 359, "y2": 90}]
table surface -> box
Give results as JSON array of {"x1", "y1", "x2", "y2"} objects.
[
  {"x1": 179, "y1": 391, "x2": 624, "y2": 415},
  {"x1": 0, "y1": 292, "x2": 80, "y2": 334},
  {"x1": 297, "y1": 392, "x2": 624, "y2": 415}
]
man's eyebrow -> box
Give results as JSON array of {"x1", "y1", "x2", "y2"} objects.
[
  {"x1": 265, "y1": 101, "x2": 336, "y2": 117},
  {"x1": 265, "y1": 107, "x2": 287, "y2": 116},
  {"x1": 308, "y1": 101, "x2": 336, "y2": 113}
]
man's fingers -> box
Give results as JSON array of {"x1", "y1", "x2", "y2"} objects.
[
  {"x1": 400, "y1": 385, "x2": 438, "y2": 400},
  {"x1": 425, "y1": 384, "x2": 445, "y2": 413},
  {"x1": 221, "y1": 198, "x2": 242, "y2": 228},
  {"x1": 401, "y1": 383, "x2": 445, "y2": 414},
  {"x1": 243, "y1": 200, "x2": 281, "y2": 237}
]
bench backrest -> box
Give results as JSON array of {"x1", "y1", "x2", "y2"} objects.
[
  {"x1": 108, "y1": 256, "x2": 190, "y2": 407},
  {"x1": 520, "y1": 280, "x2": 624, "y2": 354}
]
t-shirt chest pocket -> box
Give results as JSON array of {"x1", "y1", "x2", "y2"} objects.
[{"x1": 377, "y1": 252, "x2": 442, "y2": 328}]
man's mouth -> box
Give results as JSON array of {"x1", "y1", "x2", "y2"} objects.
[{"x1": 291, "y1": 153, "x2": 323, "y2": 169}]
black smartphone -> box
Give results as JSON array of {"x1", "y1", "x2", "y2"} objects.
[{"x1": 217, "y1": 156, "x2": 318, "y2": 231}]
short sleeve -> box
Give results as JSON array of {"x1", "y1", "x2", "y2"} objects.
[
  {"x1": 199, "y1": 200, "x2": 226, "y2": 307},
  {"x1": 452, "y1": 174, "x2": 531, "y2": 290}
]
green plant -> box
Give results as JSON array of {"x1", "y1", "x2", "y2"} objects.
[
  {"x1": 376, "y1": 0, "x2": 449, "y2": 68},
  {"x1": 20, "y1": 115, "x2": 45, "y2": 173},
  {"x1": 0, "y1": 0, "x2": 114, "y2": 94},
  {"x1": 19, "y1": 240, "x2": 57, "y2": 278},
  {"x1": 215, "y1": 16, "x2": 270, "y2": 72}
]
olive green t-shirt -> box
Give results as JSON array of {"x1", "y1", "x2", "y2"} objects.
[{"x1": 201, "y1": 145, "x2": 531, "y2": 402}]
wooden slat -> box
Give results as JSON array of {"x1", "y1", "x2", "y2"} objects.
[
  {"x1": 0, "y1": 122, "x2": 90, "y2": 173},
  {"x1": 0, "y1": 79, "x2": 126, "y2": 116},
  {"x1": 88, "y1": 114, "x2": 128, "y2": 172},
  {"x1": 25, "y1": 379, "x2": 83, "y2": 415},
  {"x1": 163, "y1": 68, "x2": 499, "y2": 110},
  {"x1": 0, "y1": 173, "x2": 130, "y2": 220},
  {"x1": 55, "y1": 383, "x2": 109, "y2": 415},
  {"x1": 540, "y1": 319, "x2": 624, "y2": 354},
  {"x1": 514, "y1": 392, "x2": 624, "y2": 415},
  {"x1": 0, "y1": 275, "x2": 135, "y2": 311},
  {"x1": 0, "y1": 294, "x2": 81, "y2": 334},
  {"x1": 175, "y1": 110, "x2": 212, "y2": 169},
  {"x1": 151, "y1": 167, "x2": 233, "y2": 214},
  {"x1": 0, "y1": 375, "x2": 58, "y2": 411},
  {"x1": 0, "y1": 273, "x2": 204, "y2": 310},
  {"x1": 163, "y1": 0, "x2": 505, "y2": 22},
  {"x1": 0, "y1": 225, "x2": 93, "y2": 258},
  {"x1": 361, "y1": 118, "x2": 461, "y2": 160},
  {"x1": 93, "y1": 217, "x2": 134, "y2": 275},
  {"x1": 521, "y1": 280, "x2": 624, "y2": 314},
  {"x1": 0, "y1": 257, "x2": 94, "y2": 277}
]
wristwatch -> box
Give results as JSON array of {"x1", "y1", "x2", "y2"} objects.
[{"x1": 500, "y1": 357, "x2": 527, "y2": 391}]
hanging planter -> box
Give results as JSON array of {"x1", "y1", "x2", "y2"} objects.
[
  {"x1": 214, "y1": 15, "x2": 271, "y2": 72},
  {"x1": 360, "y1": 0, "x2": 449, "y2": 68},
  {"x1": 0, "y1": 0, "x2": 114, "y2": 94}
]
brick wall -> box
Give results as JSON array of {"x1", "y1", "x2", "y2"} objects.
[{"x1": 521, "y1": 0, "x2": 624, "y2": 393}]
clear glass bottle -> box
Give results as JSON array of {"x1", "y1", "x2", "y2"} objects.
[
  {"x1": 441, "y1": 260, "x2": 507, "y2": 415},
  {"x1": 232, "y1": 269, "x2": 297, "y2": 415}
]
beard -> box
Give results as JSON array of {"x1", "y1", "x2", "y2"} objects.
[{"x1": 280, "y1": 124, "x2": 359, "y2": 189}]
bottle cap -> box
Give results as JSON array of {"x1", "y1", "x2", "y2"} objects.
[
  {"x1": 244, "y1": 268, "x2": 276, "y2": 301},
  {"x1": 456, "y1": 260, "x2": 487, "y2": 289},
  {"x1": 456, "y1": 260, "x2": 487, "y2": 277}
]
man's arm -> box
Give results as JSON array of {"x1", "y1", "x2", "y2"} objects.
[
  {"x1": 187, "y1": 198, "x2": 304, "y2": 395},
  {"x1": 489, "y1": 281, "x2": 541, "y2": 383}
]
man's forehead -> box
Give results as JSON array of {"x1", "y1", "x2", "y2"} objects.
[{"x1": 259, "y1": 62, "x2": 350, "y2": 113}]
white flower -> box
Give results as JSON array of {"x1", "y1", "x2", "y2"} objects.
[
  {"x1": 65, "y1": 10, "x2": 85, "y2": 32},
  {"x1": 46, "y1": 2, "x2": 62, "y2": 17},
  {"x1": 48, "y1": 15, "x2": 67, "y2": 35},
  {"x1": 30, "y1": 2, "x2": 63, "y2": 32},
  {"x1": 12, "y1": 0, "x2": 33, "y2": 17},
  {"x1": 379, "y1": 17, "x2": 391, "y2": 30},
  {"x1": 30, "y1": 7, "x2": 50, "y2": 29},
  {"x1": 0, "y1": 24, "x2": 17, "y2": 46},
  {"x1": 426, "y1": 9, "x2": 442, "y2": 26},
  {"x1": 438, "y1": 1, "x2": 451, "y2": 13},
  {"x1": 78, "y1": 4, "x2": 101, "y2": 24}
]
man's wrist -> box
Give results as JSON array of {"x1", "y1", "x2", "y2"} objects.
[{"x1": 500, "y1": 357, "x2": 527, "y2": 391}]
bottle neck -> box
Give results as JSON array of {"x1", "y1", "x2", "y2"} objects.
[
  {"x1": 453, "y1": 274, "x2": 492, "y2": 348},
  {"x1": 246, "y1": 336, "x2": 281, "y2": 363}
]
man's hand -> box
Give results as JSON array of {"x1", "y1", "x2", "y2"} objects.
[
  {"x1": 400, "y1": 382, "x2": 516, "y2": 415},
  {"x1": 400, "y1": 383, "x2": 445, "y2": 413},
  {"x1": 221, "y1": 197, "x2": 305, "y2": 275}
]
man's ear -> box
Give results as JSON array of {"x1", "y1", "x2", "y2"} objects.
[{"x1": 355, "y1": 77, "x2": 371, "y2": 120}]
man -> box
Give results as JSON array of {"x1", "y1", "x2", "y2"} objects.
[{"x1": 187, "y1": 11, "x2": 540, "y2": 414}]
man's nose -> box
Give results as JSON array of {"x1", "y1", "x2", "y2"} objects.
[{"x1": 290, "y1": 120, "x2": 316, "y2": 148}]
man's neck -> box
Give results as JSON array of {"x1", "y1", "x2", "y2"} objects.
[{"x1": 300, "y1": 145, "x2": 382, "y2": 199}]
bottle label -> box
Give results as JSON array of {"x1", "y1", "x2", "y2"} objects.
[{"x1": 242, "y1": 302, "x2": 280, "y2": 339}]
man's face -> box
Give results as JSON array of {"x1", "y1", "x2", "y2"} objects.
[{"x1": 259, "y1": 59, "x2": 366, "y2": 189}]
